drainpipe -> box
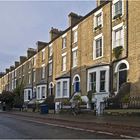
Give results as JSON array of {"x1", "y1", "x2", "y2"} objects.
[
  {"x1": 109, "y1": 1, "x2": 113, "y2": 96},
  {"x1": 70, "y1": 28, "x2": 72, "y2": 98}
]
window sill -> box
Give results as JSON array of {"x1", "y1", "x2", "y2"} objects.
[
  {"x1": 113, "y1": 13, "x2": 123, "y2": 21},
  {"x1": 94, "y1": 24, "x2": 102, "y2": 30},
  {"x1": 62, "y1": 47, "x2": 66, "y2": 50},
  {"x1": 93, "y1": 56, "x2": 103, "y2": 60},
  {"x1": 72, "y1": 66, "x2": 77, "y2": 69}
]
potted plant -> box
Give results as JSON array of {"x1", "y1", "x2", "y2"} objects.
[{"x1": 113, "y1": 46, "x2": 123, "y2": 59}]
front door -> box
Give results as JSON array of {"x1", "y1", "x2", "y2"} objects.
[{"x1": 119, "y1": 70, "x2": 127, "y2": 89}]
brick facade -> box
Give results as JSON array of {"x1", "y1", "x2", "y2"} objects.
[{"x1": 0, "y1": 0, "x2": 140, "y2": 112}]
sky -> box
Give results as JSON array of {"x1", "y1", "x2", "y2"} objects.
[{"x1": 0, "y1": 1, "x2": 96, "y2": 72}]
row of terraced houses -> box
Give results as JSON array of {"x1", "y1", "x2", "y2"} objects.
[{"x1": 0, "y1": 0, "x2": 140, "y2": 114}]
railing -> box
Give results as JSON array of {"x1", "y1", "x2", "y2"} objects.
[{"x1": 129, "y1": 97, "x2": 140, "y2": 109}]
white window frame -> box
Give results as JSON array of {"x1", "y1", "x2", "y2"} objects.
[
  {"x1": 93, "y1": 33, "x2": 103, "y2": 60},
  {"x1": 33, "y1": 55, "x2": 36, "y2": 66},
  {"x1": 62, "y1": 33, "x2": 67, "y2": 49},
  {"x1": 42, "y1": 49, "x2": 45, "y2": 62},
  {"x1": 24, "y1": 88, "x2": 32, "y2": 102},
  {"x1": 72, "y1": 47, "x2": 78, "y2": 68},
  {"x1": 87, "y1": 66, "x2": 109, "y2": 93},
  {"x1": 41, "y1": 64, "x2": 45, "y2": 79},
  {"x1": 55, "y1": 79, "x2": 70, "y2": 99},
  {"x1": 94, "y1": 8, "x2": 103, "y2": 28},
  {"x1": 36, "y1": 85, "x2": 47, "y2": 100},
  {"x1": 49, "y1": 43, "x2": 53, "y2": 57},
  {"x1": 49, "y1": 82, "x2": 54, "y2": 96},
  {"x1": 62, "y1": 52, "x2": 67, "y2": 72},
  {"x1": 33, "y1": 69, "x2": 36, "y2": 82},
  {"x1": 28, "y1": 72, "x2": 31, "y2": 84},
  {"x1": 49, "y1": 60, "x2": 53, "y2": 76},
  {"x1": 72, "y1": 25, "x2": 78, "y2": 44},
  {"x1": 112, "y1": 22, "x2": 124, "y2": 49},
  {"x1": 112, "y1": 0, "x2": 124, "y2": 20}
]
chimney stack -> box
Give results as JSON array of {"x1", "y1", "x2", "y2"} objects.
[
  {"x1": 49, "y1": 27, "x2": 63, "y2": 41},
  {"x1": 36, "y1": 41, "x2": 48, "y2": 52},
  {"x1": 5, "y1": 68, "x2": 10, "y2": 73},
  {"x1": 10, "y1": 66, "x2": 15, "y2": 71},
  {"x1": 27, "y1": 48, "x2": 36, "y2": 59},
  {"x1": 15, "y1": 61, "x2": 19, "y2": 68},
  {"x1": 96, "y1": 0, "x2": 106, "y2": 7},
  {"x1": 20, "y1": 56, "x2": 27, "y2": 64},
  {"x1": 68, "y1": 12, "x2": 83, "y2": 27},
  {"x1": 0, "y1": 72, "x2": 5, "y2": 78}
]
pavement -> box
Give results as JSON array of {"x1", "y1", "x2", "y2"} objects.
[
  {"x1": 1, "y1": 109, "x2": 140, "y2": 138},
  {"x1": 2, "y1": 109, "x2": 140, "y2": 128}
]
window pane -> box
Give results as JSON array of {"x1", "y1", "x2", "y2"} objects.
[
  {"x1": 62, "y1": 56, "x2": 66, "y2": 71},
  {"x1": 100, "y1": 71, "x2": 106, "y2": 92},
  {"x1": 114, "y1": 0, "x2": 122, "y2": 16},
  {"x1": 57, "y1": 82, "x2": 61, "y2": 97},
  {"x1": 63, "y1": 81, "x2": 67, "y2": 97},
  {"x1": 72, "y1": 50, "x2": 77, "y2": 67},
  {"x1": 42, "y1": 87, "x2": 46, "y2": 99},
  {"x1": 89, "y1": 72, "x2": 96, "y2": 92},
  {"x1": 96, "y1": 38, "x2": 102, "y2": 58},
  {"x1": 62, "y1": 37, "x2": 66, "y2": 49},
  {"x1": 49, "y1": 63, "x2": 52, "y2": 76},
  {"x1": 115, "y1": 28, "x2": 123, "y2": 47},
  {"x1": 96, "y1": 13, "x2": 102, "y2": 27},
  {"x1": 73, "y1": 31, "x2": 78, "y2": 43}
]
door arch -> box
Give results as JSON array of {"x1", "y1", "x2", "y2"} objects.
[
  {"x1": 73, "y1": 74, "x2": 80, "y2": 93},
  {"x1": 115, "y1": 60, "x2": 129, "y2": 92}
]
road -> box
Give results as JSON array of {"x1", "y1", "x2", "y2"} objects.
[{"x1": 0, "y1": 113, "x2": 121, "y2": 139}]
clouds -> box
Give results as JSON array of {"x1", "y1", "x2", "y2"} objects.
[{"x1": 0, "y1": 1, "x2": 95, "y2": 72}]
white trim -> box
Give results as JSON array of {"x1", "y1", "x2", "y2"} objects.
[
  {"x1": 112, "y1": 0, "x2": 124, "y2": 20},
  {"x1": 113, "y1": 0, "x2": 120, "y2": 4},
  {"x1": 41, "y1": 64, "x2": 45, "y2": 67},
  {"x1": 72, "y1": 74, "x2": 80, "y2": 84},
  {"x1": 55, "y1": 78, "x2": 70, "y2": 99},
  {"x1": 24, "y1": 88, "x2": 32, "y2": 102},
  {"x1": 112, "y1": 22, "x2": 124, "y2": 49},
  {"x1": 42, "y1": 48, "x2": 45, "y2": 52},
  {"x1": 49, "y1": 82, "x2": 54, "y2": 88},
  {"x1": 113, "y1": 22, "x2": 124, "y2": 31},
  {"x1": 36, "y1": 84, "x2": 47, "y2": 100},
  {"x1": 72, "y1": 46, "x2": 78, "y2": 52},
  {"x1": 49, "y1": 60, "x2": 52, "y2": 63},
  {"x1": 94, "y1": 8, "x2": 103, "y2": 29},
  {"x1": 87, "y1": 66, "x2": 109, "y2": 93},
  {"x1": 62, "y1": 33, "x2": 67, "y2": 38},
  {"x1": 93, "y1": 33, "x2": 103, "y2": 60},
  {"x1": 28, "y1": 58, "x2": 31, "y2": 62},
  {"x1": 62, "y1": 52, "x2": 67, "y2": 57},
  {"x1": 115, "y1": 60, "x2": 129, "y2": 73},
  {"x1": 72, "y1": 25, "x2": 78, "y2": 31},
  {"x1": 94, "y1": 8, "x2": 103, "y2": 16},
  {"x1": 49, "y1": 43, "x2": 53, "y2": 47}
]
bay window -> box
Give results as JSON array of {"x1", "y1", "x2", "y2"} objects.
[
  {"x1": 56, "y1": 78, "x2": 69, "y2": 98},
  {"x1": 87, "y1": 66, "x2": 109, "y2": 93}
]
